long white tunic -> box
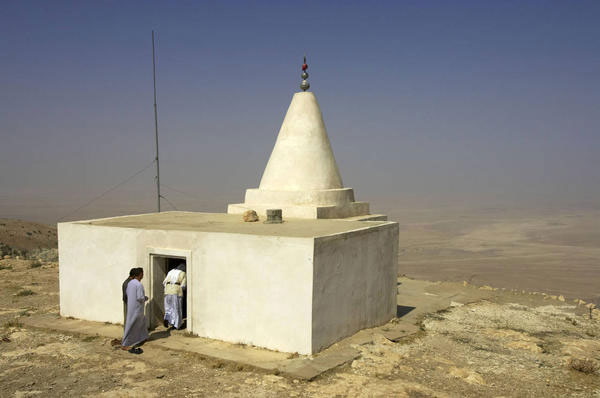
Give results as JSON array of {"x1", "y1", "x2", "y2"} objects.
[
  {"x1": 163, "y1": 269, "x2": 186, "y2": 328},
  {"x1": 163, "y1": 269, "x2": 186, "y2": 297}
]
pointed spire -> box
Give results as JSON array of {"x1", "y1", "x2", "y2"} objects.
[
  {"x1": 227, "y1": 74, "x2": 372, "y2": 219},
  {"x1": 258, "y1": 91, "x2": 343, "y2": 191},
  {"x1": 300, "y1": 55, "x2": 310, "y2": 91}
]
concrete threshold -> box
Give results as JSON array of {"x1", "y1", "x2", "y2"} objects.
[{"x1": 20, "y1": 314, "x2": 418, "y2": 380}]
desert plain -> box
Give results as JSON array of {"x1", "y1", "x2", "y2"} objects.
[
  {"x1": 0, "y1": 206, "x2": 599, "y2": 397},
  {"x1": 394, "y1": 205, "x2": 600, "y2": 304}
]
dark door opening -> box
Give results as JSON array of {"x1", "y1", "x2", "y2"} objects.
[{"x1": 150, "y1": 255, "x2": 187, "y2": 330}]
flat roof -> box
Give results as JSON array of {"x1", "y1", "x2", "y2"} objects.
[{"x1": 73, "y1": 211, "x2": 392, "y2": 238}]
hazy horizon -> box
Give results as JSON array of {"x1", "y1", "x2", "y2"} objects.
[{"x1": 2, "y1": 1, "x2": 599, "y2": 225}]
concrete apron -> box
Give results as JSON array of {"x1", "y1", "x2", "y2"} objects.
[{"x1": 20, "y1": 278, "x2": 496, "y2": 380}]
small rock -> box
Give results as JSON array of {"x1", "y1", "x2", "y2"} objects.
[
  {"x1": 558, "y1": 295, "x2": 565, "y2": 302},
  {"x1": 463, "y1": 281, "x2": 469, "y2": 287},
  {"x1": 550, "y1": 295, "x2": 558, "y2": 300},
  {"x1": 156, "y1": 374, "x2": 165, "y2": 379},
  {"x1": 449, "y1": 367, "x2": 485, "y2": 385},
  {"x1": 242, "y1": 210, "x2": 259, "y2": 222},
  {"x1": 479, "y1": 285, "x2": 494, "y2": 291},
  {"x1": 3, "y1": 255, "x2": 11, "y2": 259}
]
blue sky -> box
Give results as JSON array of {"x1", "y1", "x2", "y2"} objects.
[{"x1": 1, "y1": 1, "x2": 599, "y2": 223}]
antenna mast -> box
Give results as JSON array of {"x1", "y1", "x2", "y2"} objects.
[{"x1": 152, "y1": 30, "x2": 161, "y2": 212}]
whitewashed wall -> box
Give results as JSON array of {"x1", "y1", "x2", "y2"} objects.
[
  {"x1": 59, "y1": 222, "x2": 314, "y2": 353},
  {"x1": 312, "y1": 223, "x2": 398, "y2": 352},
  {"x1": 58, "y1": 219, "x2": 397, "y2": 354}
]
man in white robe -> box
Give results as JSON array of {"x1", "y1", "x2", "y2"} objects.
[
  {"x1": 163, "y1": 263, "x2": 186, "y2": 329},
  {"x1": 121, "y1": 267, "x2": 148, "y2": 353}
]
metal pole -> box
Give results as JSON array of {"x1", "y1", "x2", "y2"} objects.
[{"x1": 152, "y1": 30, "x2": 161, "y2": 212}]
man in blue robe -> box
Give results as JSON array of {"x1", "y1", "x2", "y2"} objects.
[
  {"x1": 121, "y1": 267, "x2": 148, "y2": 354},
  {"x1": 122, "y1": 268, "x2": 136, "y2": 328}
]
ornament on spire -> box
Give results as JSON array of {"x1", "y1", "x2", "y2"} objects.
[{"x1": 300, "y1": 55, "x2": 310, "y2": 91}]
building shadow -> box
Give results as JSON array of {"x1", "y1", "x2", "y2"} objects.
[
  {"x1": 148, "y1": 328, "x2": 172, "y2": 341},
  {"x1": 396, "y1": 305, "x2": 416, "y2": 318}
]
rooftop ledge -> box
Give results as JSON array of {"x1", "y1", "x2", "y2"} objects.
[{"x1": 62, "y1": 211, "x2": 395, "y2": 239}]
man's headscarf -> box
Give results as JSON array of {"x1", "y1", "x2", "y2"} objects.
[{"x1": 176, "y1": 263, "x2": 186, "y2": 272}]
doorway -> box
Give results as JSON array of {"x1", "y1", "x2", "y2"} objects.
[{"x1": 148, "y1": 254, "x2": 188, "y2": 330}]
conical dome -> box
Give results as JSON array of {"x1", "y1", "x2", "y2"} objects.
[
  {"x1": 228, "y1": 90, "x2": 379, "y2": 220},
  {"x1": 259, "y1": 92, "x2": 343, "y2": 191}
]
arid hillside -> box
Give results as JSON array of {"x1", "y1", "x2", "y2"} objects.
[
  {"x1": 0, "y1": 218, "x2": 57, "y2": 259},
  {"x1": 0, "y1": 216, "x2": 598, "y2": 397}
]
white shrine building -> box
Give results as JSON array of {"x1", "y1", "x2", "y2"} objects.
[{"x1": 58, "y1": 62, "x2": 398, "y2": 355}]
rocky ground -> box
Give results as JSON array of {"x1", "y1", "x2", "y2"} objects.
[{"x1": 1, "y1": 256, "x2": 599, "y2": 397}]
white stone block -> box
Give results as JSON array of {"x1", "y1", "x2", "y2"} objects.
[{"x1": 58, "y1": 211, "x2": 397, "y2": 354}]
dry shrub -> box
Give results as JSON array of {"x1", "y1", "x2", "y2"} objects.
[
  {"x1": 16, "y1": 289, "x2": 35, "y2": 296},
  {"x1": 569, "y1": 358, "x2": 599, "y2": 374},
  {"x1": 30, "y1": 260, "x2": 42, "y2": 268},
  {"x1": 29, "y1": 248, "x2": 58, "y2": 262},
  {"x1": 211, "y1": 361, "x2": 225, "y2": 369},
  {"x1": 3, "y1": 320, "x2": 22, "y2": 328}
]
